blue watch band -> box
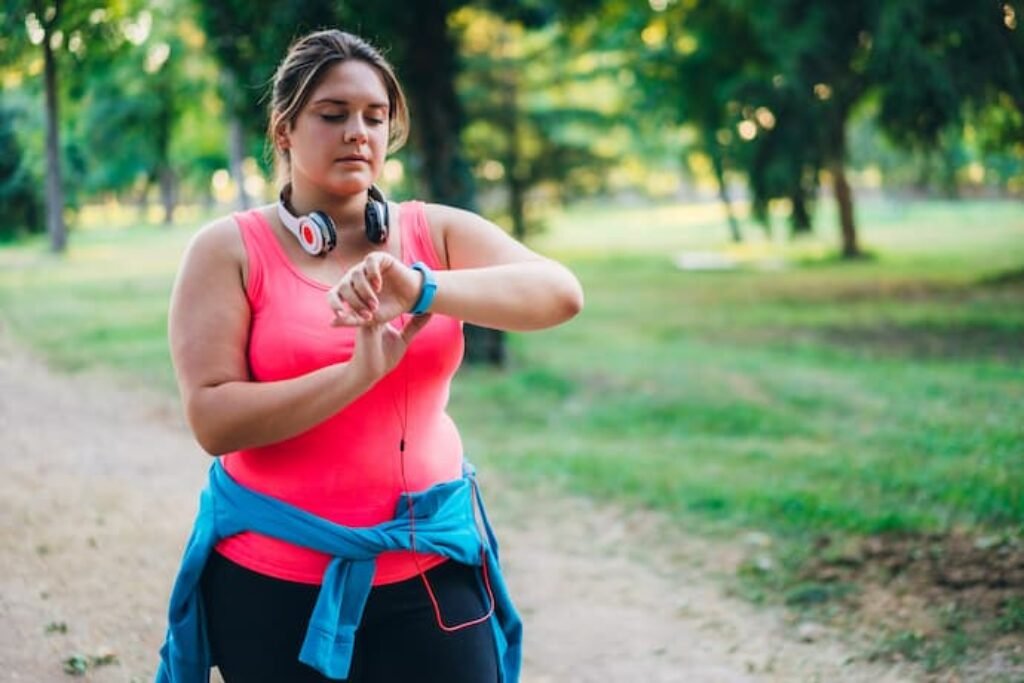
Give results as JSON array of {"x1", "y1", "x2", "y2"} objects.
[{"x1": 409, "y1": 261, "x2": 437, "y2": 316}]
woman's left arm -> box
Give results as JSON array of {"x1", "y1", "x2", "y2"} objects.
[{"x1": 423, "y1": 203, "x2": 584, "y2": 331}]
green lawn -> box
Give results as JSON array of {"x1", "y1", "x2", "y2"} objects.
[
  {"x1": 462, "y1": 198, "x2": 1024, "y2": 536},
  {"x1": 1, "y1": 198, "x2": 1022, "y2": 538}
]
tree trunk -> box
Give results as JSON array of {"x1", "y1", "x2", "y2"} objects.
[
  {"x1": 501, "y1": 52, "x2": 527, "y2": 241},
  {"x1": 159, "y1": 165, "x2": 176, "y2": 225},
  {"x1": 790, "y1": 191, "x2": 812, "y2": 235},
  {"x1": 42, "y1": 3, "x2": 66, "y2": 253},
  {"x1": 228, "y1": 114, "x2": 251, "y2": 210},
  {"x1": 831, "y1": 161, "x2": 860, "y2": 258},
  {"x1": 508, "y1": 175, "x2": 527, "y2": 242},
  {"x1": 940, "y1": 143, "x2": 960, "y2": 199},
  {"x1": 710, "y1": 145, "x2": 742, "y2": 243},
  {"x1": 136, "y1": 178, "x2": 151, "y2": 223},
  {"x1": 400, "y1": 4, "x2": 504, "y2": 366},
  {"x1": 826, "y1": 115, "x2": 860, "y2": 259}
]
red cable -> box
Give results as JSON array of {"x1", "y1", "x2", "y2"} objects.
[{"x1": 394, "y1": 321, "x2": 495, "y2": 632}]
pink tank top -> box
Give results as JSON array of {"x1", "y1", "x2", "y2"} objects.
[{"x1": 215, "y1": 202, "x2": 465, "y2": 585}]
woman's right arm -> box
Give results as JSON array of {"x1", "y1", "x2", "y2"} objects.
[{"x1": 168, "y1": 217, "x2": 375, "y2": 456}]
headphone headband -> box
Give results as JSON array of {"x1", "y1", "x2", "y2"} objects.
[{"x1": 277, "y1": 184, "x2": 389, "y2": 256}]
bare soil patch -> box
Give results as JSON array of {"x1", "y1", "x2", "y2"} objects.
[{"x1": 798, "y1": 532, "x2": 1024, "y2": 680}]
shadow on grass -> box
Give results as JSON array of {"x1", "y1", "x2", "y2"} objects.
[
  {"x1": 977, "y1": 266, "x2": 1024, "y2": 288},
  {"x1": 814, "y1": 322, "x2": 1024, "y2": 363}
]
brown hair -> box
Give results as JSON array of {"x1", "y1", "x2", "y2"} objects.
[{"x1": 267, "y1": 29, "x2": 409, "y2": 179}]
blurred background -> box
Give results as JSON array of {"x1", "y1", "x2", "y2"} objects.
[{"x1": 1, "y1": 0, "x2": 1022, "y2": 679}]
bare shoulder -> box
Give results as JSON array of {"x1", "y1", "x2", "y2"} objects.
[
  {"x1": 176, "y1": 209, "x2": 269, "y2": 285},
  {"x1": 422, "y1": 202, "x2": 490, "y2": 232},
  {"x1": 421, "y1": 202, "x2": 540, "y2": 269},
  {"x1": 421, "y1": 202, "x2": 495, "y2": 246},
  {"x1": 185, "y1": 213, "x2": 246, "y2": 262}
]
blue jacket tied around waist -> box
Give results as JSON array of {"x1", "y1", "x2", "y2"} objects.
[{"x1": 155, "y1": 460, "x2": 522, "y2": 682}]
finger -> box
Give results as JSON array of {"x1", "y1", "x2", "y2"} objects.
[
  {"x1": 340, "y1": 279, "x2": 375, "y2": 321},
  {"x1": 326, "y1": 285, "x2": 346, "y2": 314},
  {"x1": 330, "y1": 309, "x2": 368, "y2": 327},
  {"x1": 327, "y1": 280, "x2": 370, "y2": 319},
  {"x1": 349, "y1": 270, "x2": 379, "y2": 312},
  {"x1": 327, "y1": 281, "x2": 370, "y2": 323},
  {"x1": 363, "y1": 255, "x2": 384, "y2": 292},
  {"x1": 400, "y1": 314, "x2": 432, "y2": 345}
]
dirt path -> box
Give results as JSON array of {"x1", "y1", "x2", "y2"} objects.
[{"x1": 0, "y1": 340, "x2": 917, "y2": 683}]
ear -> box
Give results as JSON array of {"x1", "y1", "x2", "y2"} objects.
[{"x1": 274, "y1": 119, "x2": 291, "y2": 152}]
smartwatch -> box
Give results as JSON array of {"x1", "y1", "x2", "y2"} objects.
[{"x1": 409, "y1": 261, "x2": 437, "y2": 316}]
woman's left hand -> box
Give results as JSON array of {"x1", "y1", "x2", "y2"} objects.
[{"x1": 327, "y1": 252, "x2": 421, "y2": 326}]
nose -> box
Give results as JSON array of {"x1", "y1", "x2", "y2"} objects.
[{"x1": 343, "y1": 115, "x2": 369, "y2": 144}]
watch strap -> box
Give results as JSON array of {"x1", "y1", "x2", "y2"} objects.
[{"x1": 409, "y1": 261, "x2": 437, "y2": 316}]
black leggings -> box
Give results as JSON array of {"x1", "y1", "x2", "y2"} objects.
[{"x1": 200, "y1": 551, "x2": 500, "y2": 683}]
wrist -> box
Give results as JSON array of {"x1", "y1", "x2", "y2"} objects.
[{"x1": 340, "y1": 357, "x2": 378, "y2": 394}]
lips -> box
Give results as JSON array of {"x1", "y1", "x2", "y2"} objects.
[{"x1": 337, "y1": 155, "x2": 369, "y2": 163}]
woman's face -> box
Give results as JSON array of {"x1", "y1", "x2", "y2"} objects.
[{"x1": 280, "y1": 59, "x2": 390, "y2": 197}]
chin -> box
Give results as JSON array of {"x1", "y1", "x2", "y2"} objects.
[{"x1": 326, "y1": 172, "x2": 375, "y2": 196}]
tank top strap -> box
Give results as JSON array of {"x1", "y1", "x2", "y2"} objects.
[
  {"x1": 232, "y1": 209, "x2": 280, "y2": 307},
  {"x1": 399, "y1": 201, "x2": 445, "y2": 270}
]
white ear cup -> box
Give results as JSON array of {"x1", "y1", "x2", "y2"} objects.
[
  {"x1": 277, "y1": 193, "x2": 337, "y2": 256},
  {"x1": 296, "y1": 217, "x2": 324, "y2": 255},
  {"x1": 307, "y1": 211, "x2": 337, "y2": 254}
]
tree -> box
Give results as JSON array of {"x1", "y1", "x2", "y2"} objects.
[
  {"x1": 739, "y1": 1, "x2": 880, "y2": 258},
  {"x1": 736, "y1": 75, "x2": 824, "y2": 235},
  {"x1": 739, "y1": 0, "x2": 1022, "y2": 254},
  {"x1": 455, "y1": 8, "x2": 614, "y2": 240},
  {"x1": 612, "y1": 0, "x2": 770, "y2": 242},
  {"x1": 193, "y1": 0, "x2": 339, "y2": 208},
  {"x1": 75, "y1": 8, "x2": 191, "y2": 223},
  {"x1": 872, "y1": 1, "x2": 1023, "y2": 166},
  {"x1": 2, "y1": 1, "x2": 139, "y2": 250}
]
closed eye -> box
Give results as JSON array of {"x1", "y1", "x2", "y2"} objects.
[{"x1": 320, "y1": 114, "x2": 385, "y2": 126}]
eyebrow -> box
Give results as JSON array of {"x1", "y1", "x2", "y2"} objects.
[{"x1": 312, "y1": 98, "x2": 389, "y2": 109}]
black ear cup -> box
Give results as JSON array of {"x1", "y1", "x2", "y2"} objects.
[{"x1": 365, "y1": 185, "x2": 390, "y2": 244}]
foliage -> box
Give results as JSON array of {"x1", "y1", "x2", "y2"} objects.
[
  {"x1": 0, "y1": 99, "x2": 41, "y2": 238},
  {"x1": 0, "y1": 0, "x2": 1020, "y2": 257},
  {"x1": 872, "y1": 1, "x2": 1024, "y2": 150},
  {"x1": 454, "y1": 8, "x2": 616, "y2": 237},
  {"x1": 618, "y1": 0, "x2": 1024, "y2": 252},
  {"x1": 192, "y1": 0, "x2": 338, "y2": 145}
]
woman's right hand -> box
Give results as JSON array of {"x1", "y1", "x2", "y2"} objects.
[{"x1": 350, "y1": 315, "x2": 432, "y2": 386}]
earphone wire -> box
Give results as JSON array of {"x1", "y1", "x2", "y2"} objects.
[{"x1": 393, "y1": 315, "x2": 495, "y2": 632}]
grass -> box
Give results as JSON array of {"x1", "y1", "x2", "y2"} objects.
[
  {"x1": 0, "y1": 224, "x2": 187, "y2": 391},
  {"x1": 456, "y1": 198, "x2": 1024, "y2": 537},
  {"x1": 0, "y1": 197, "x2": 1022, "y2": 540}
]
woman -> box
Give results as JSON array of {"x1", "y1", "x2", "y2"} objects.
[{"x1": 158, "y1": 28, "x2": 582, "y2": 683}]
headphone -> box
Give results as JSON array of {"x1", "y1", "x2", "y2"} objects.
[{"x1": 277, "y1": 183, "x2": 390, "y2": 256}]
